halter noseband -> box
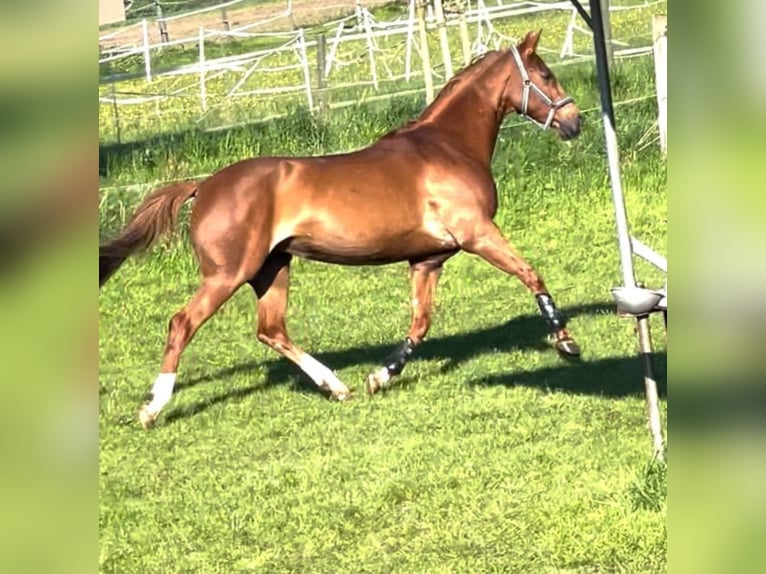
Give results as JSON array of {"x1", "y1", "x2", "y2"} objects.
[{"x1": 509, "y1": 44, "x2": 573, "y2": 130}]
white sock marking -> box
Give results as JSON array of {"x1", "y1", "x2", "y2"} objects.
[
  {"x1": 297, "y1": 354, "x2": 348, "y2": 394},
  {"x1": 372, "y1": 366, "x2": 391, "y2": 386},
  {"x1": 147, "y1": 372, "x2": 176, "y2": 414}
]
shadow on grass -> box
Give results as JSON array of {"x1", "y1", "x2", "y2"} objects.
[
  {"x1": 469, "y1": 352, "x2": 667, "y2": 398},
  {"x1": 164, "y1": 302, "x2": 667, "y2": 424}
]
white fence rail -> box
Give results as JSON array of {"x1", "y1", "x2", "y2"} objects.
[{"x1": 99, "y1": 0, "x2": 666, "y2": 143}]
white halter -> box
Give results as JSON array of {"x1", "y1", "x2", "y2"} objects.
[{"x1": 509, "y1": 44, "x2": 573, "y2": 130}]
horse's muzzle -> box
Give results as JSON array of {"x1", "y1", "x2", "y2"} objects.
[{"x1": 555, "y1": 114, "x2": 582, "y2": 140}]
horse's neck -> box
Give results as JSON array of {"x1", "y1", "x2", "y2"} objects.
[{"x1": 418, "y1": 64, "x2": 509, "y2": 165}]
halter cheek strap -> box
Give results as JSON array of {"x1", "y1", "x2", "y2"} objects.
[{"x1": 509, "y1": 44, "x2": 573, "y2": 130}]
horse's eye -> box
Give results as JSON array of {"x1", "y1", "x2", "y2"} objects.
[{"x1": 541, "y1": 71, "x2": 553, "y2": 81}]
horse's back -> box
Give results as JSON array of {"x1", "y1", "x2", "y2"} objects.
[{"x1": 188, "y1": 134, "x2": 487, "y2": 266}]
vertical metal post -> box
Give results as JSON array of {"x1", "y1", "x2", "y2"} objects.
[
  {"x1": 199, "y1": 27, "x2": 207, "y2": 111},
  {"x1": 221, "y1": 7, "x2": 230, "y2": 31},
  {"x1": 142, "y1": 18, "x2": 152, "y2": 82},
  {"x1": 363, "y1": 9, "x2": 379, "y2": 90},
  {"x1": 475, "y1": 0, "x2": 489, "y2": 52},
  {"x1": 583, "y1": 0, "x2": 664, "y2": 457},
  {"x1": 325, "y1": 21, "x2": 344, "y2": 78},
  {"x1": 652, "y1": 14, "x2": 668, "y2": 156},
  {"x1": 637, "y1": 315, "x2": 665, "y2": 459},
  {"x1": 316, "y1": 34, "x2": 329, "y2": 115},
  {"x1": 110, "y1": 79, "x2": 121, "y2": 145},
  {"x1": 155, "y1": 1, "x2": 169, "y2": 44},
  {"x1": 405, "y1": 0, "x2": 416, "y2": 80},
  {"x1": 416, "y1": 0, "x2": 434, "y2": 102},
  {"x1": 458, "y1": 10, "x2": 472, "y2": 66},
  {"x1": 297, "y1": 29, "x2": 314, "y2": 110},
  {"x1": 433, "y1": 0, "x2": 453, "y2": 78},
  {"x1": 598, "y1": 0, "x2": 614, "y2": 69},
  {"x1": 588, "y1": 0, "x2": 635, "y2": 289}
]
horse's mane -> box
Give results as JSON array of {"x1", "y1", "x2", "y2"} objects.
[
  {"x1": 422, "y1": 51, "x2": 500, "y2": 111},
  {"x1": 381, "y1": 50, "x2": 504, "y2": 139}
]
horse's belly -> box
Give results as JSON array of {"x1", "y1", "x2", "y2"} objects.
[{"x1": 283, "y1": 228, "x2": 456, "y2": 265}]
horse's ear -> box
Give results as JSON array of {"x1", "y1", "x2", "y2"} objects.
[{"x1": 521, "y1": 30, "x2": 542, "y2": 56}]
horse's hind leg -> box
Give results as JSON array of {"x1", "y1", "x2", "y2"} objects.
[
  {"x1": 138, "y1": 274, "x2": 243, "y2": 428},
  {"x1": 460, "y1": 221, "x2": 580, "y2": 356},
  {"x1": 250, "y1": 253, "x2": 351, "y2": 400},
  {"x1": 367, "y1": 257, "x2": 447, "y2": 394}
]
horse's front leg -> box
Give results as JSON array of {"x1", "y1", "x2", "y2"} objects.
[
  {"x1": 367, "y1": 257, "x2": 448, "y2": 394},
  {"x1": 460, "y1": 221, "x2": 581, "y2": 357}
]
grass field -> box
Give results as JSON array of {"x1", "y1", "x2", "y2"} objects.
[{"x1": 99, "y1": 4, "x2": 667, "y2": 572}]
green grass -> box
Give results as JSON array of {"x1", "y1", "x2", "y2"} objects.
[{"x1": 99, "y1": 7, "x2": 667, "y2": 572}]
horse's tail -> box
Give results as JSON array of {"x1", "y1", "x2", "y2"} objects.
[{"x1": 99, "y1": 181, "x2": 198, "y2": 287}]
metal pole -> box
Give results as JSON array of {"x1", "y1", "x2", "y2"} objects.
[
  {"x1": 587, "y1": 0, "x2": 635, "y2": 288},
  {"x1": 637, "y1": 315, "x2": 665, "y2": 459},
  {"x1": 416, "y1": 0, "x2": 434, "y2": 102},
  {"x1": 221, "y1": 7, "x2": 230, "y2": 31},
  {"x1": 458, "y1": 11, "x2": 472, "y2": 66},
  {"x1": 433, "y1": 0, "x2": 453, "y2": 79},
  {"x1": 581, "y1": 0, "x2": 663, "y2": 459},
  {"x1": 142, "y1": 18, "x2": 152, "y2": 82},
  {"x1": 199, "y1": 27, "x2": 207, "y2": 111},
  {"x1": 405, "y1": 0, "x2": 416, "y2": 80},
  {"x1": 325, "y1": 21, "x2": 344, "y2": 78},
  {"x1": 155, "y1": 0, "x2": 169, "y2": 44},
  {"x1": 569, "y1": 0, "x2": 592, "y2": 28},
  {"x1": 316, "y1": 34, "x2": 329, "y2": 115},
  {"x1": 110, "y1": 79, "x2": 121, "y2": 145},
  {"x1": 652, "y1": 14, "x2": 668, "y2": 156},
  {"x1": 362, "y1": 9, "x2": 379, "y2": 90},
  {"x1": 298, "y1": 29, "x2": 314, "y2": 110},
  {"x1": 598, "y1": 0, "x2": 614, "y2": 69}
]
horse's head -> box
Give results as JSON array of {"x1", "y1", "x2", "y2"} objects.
[{"x1": 502, "y1": 31, "x2": 582, "y2": 140}]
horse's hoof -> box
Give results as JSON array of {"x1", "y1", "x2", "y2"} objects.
[
  {"x1": 331, "y1": 389, "x2": 352, "y2": 402},
  {"x1": 366, "y1": 368, "x2": 390, "y2": 395},
  {"x1": 138, "y1": 405, "x2": 157, "y2": 429},
  {"x1": 555, "y1": 337, "x2": 581, "y2": 357},
  {"x1": 366, "y1": 374, "x2": 381, "y2": 395}
]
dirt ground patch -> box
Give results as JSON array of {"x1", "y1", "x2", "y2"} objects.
[{"x1": 102, "y1": 0, "x2": 396, "y2": 48}]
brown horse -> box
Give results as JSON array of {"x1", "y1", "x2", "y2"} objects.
[{"x1": 100, "y1": 31, "x2": 583, "y2": 428}]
